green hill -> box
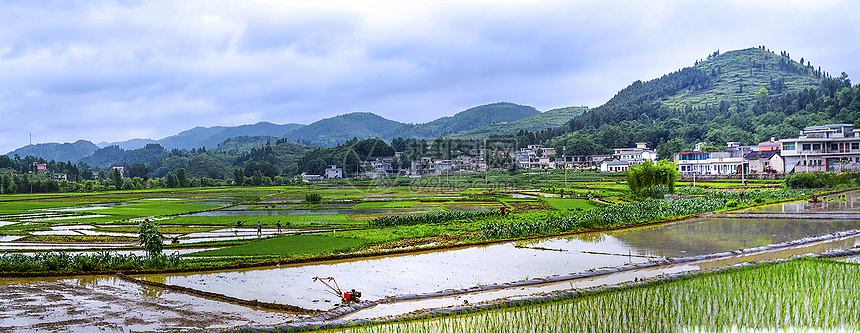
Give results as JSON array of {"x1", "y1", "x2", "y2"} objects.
[
  {"x1": 6, "y1": 140, "x2": 99, "y2": 162},
  {"x1": 283, "y1": 112, "x2": 405, "y2": 147},
  {"x1": 157, "y1": 121, "x2": 304, "y2": 150},
  {"x1": 448, "y1": 105, "x2": 588, "y2": 138},
  {"x1": 660, "y1": 47, "x2": 821, "y2": 107},
  {"x1": 283, "y1": 103, "x2": 540, "y2": 146},
  {"x1": 529, "y1": 46, "x2": 855, "y2": 159},
  {"x1": 383, "y1": 102, "x2": 540, "y2": 139},
  {"x1": 79, "y1": 145, "x2": 125, "y2": 167}
]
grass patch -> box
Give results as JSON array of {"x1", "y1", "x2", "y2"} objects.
[{"x1": 542, "y1": 198, "x2": 600, "y2": 211}]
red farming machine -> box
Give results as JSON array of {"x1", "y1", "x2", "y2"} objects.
[{"x1": 313, "y1": 276, "x2": 362, "y2": 303}]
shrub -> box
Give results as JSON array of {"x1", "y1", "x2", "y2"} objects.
[
  {"x1": 139, "y1": 219, "x2": 164, "y2": 257},
  {"x1": 725, "y1": 200, "x2": 738, "y2": 208},
  {"x1": 305, "y1": 193, "x2": 322, "y2": 203},
  {"x1": 639, "y1": 184, "x2": 670, "y2": 199}
]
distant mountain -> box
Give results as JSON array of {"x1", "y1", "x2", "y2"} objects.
[
  {"x1": 79, "y1": 145, "x2": 125, "y2": 167},
  {"x1": 6, "y1": 140, "x2": 98, "y2": 162},
  {"x1": 283, "y1": 112, "x2": 405, "y2": 147},
  {"x1": 99, "y1": 122, "x2": 305, "y2": 151},
  {"x1": 215, "y1": 135, "x2": 281, "y2": 153},
  {"x1": 448, "y1": 106, "x2": 588, "y2": 138},
  {"x1": 157, "y1": 122, "x2": 304, "y2": 150},
  {"x1": 97, "y1": 138, "x2": 157, "y2": 150},
  {"x1": 382, "y1": 102, "x2": 539, "y2": 139},
  {"x1": 283, "y1": 102, "x2": 540, "y2": 147}
]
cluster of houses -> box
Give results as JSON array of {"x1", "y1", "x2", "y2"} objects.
[
  {"x1": 676, "y1": 124, "x2": 860, "y2": 176},
  {"x1": 299, "y1": 124, "x2": 860, "y2": 182}
]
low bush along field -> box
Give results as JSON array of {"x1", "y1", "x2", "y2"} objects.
[{"x1": 189, "y1": 234, "x2": 368, "y2": 257}]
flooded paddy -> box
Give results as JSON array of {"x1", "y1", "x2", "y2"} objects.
[
  {"x1": 137, "y1": 243, "x2": 654, "y2": 310},
  {"x1": 137, "y1": 212, "x2": 860, "y2": 312},
  {"x1": 0, "y1": 275, "x2": 303, "y2": 332},
  {"x1": 343, "y1": 232, "x2": 860, "y2": 320},
  {"x1": 5, "y1": 192, "x2": 860, "y2": 331}
]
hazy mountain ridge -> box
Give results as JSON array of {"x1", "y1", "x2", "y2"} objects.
[
  {"x1": 448, "y1": 106, "x2": 588, "y2": 139},
  {"x1": 6, "y1": 140, "x2": 99, "y2": 163}
]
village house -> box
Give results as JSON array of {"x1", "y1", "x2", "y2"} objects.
[
  {"x1": 780, "y1": 124, "x2": 860, "y2": 173},
  {"x1": 674, "y1": 142, "x2": 750, "y2": 175},
  {"x1": 599, "y1": 159, "x2": 630, "y2": 172},
  {"x1": 31, "y1": 163, "x2": 47, "y2": 173},
  {"x1": 743, "y1": 150, "x2": 785, "y2": 174},
  {"x1": 324, "y1": 165, "x2": 342, "y2": 179},
  {"x1": 612, "y1": 142, "x2": 657, "y2": 166}
]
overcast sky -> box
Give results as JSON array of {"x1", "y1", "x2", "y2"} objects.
[{"x1": 2, "y1": 0, "x2": 859, "y2": 154}]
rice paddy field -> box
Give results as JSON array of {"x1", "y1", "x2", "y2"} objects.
[
  {"x1": 0, "y1": 177, "x2": 856, "y2": 332},
  {"x1": 316, "y1": 259, "x2": 860, "y2": 333}
]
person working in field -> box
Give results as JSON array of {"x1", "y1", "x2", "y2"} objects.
[
  {"x1": 499, "y1": 205, "x2": 508, "y2": 216},
  {"x1": 277, "y1": 221, "x2": 282, "y2": 233},
  {"x1": 257, "y1": 222, "x2": 262, "y2": 237}
]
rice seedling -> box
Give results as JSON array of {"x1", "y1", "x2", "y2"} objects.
[{"x1": 312, "y1": 259, "x2": 860, "y2": 333}]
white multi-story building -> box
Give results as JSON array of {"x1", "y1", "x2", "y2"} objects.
[
  {"x1": 613, "y1": 142, "x2": 657, "y2": 166},
  {"x1": 324, "y1": 165, "x2": 343, "y2": 179},
  {"x1": 780, "y1": 124, "x2": 860, "y2": 173}
]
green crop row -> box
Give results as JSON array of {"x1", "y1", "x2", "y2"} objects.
[
  {"x1": 0, "y1": 251, "x2": 182, "y2": 273},
  {"x1": 480, "y1": 188, "x2": 810, "y2": 239},
  {"x1": 312, "y1": 259, "x2": 860, "y2": 333},
  {"x1": 369, "y1": 210, "x2": 499, "y2": 227}
]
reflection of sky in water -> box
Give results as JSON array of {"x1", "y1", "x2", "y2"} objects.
[
  {"x1": 139, "y1": 210, "x2": 860, "y2": 310},
  {"x1": 139, "y1": 243, "x2": 651, "y2": 310},
  {"x1": 739, "y1": 190, "x2": 860, "y2": 213},
  {"x1": 570, "y1": 217, "x2": 860, "y2": 258}
]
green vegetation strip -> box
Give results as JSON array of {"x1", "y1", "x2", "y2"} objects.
[
  {"x1": 481, "y1": 188, "x2": 810, "y2": 239},
  {"x1": 0, "y1": 251, "x2": 182, "y2": 273},
  {"x1": 307, "y1": 259, "x2": 860, "y2": 333},
  {"x1": 369, "y1": 210, "x2": 498, "y2": 227}
]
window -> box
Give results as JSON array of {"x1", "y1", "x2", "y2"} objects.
[
  {"x1": 802, "y1": 144, "x2": 811, "y2": 150},
  {"x1": 831, "y1": 143, "x2": 839, "y2": 151},
  {"x1": 813, "y1": 144, "x2": 821, "y2": 150},
  {"x1": 853, "y1": 143, "x2": 859, "y2": 150},
  {"x1": 782, "y1": 142, "x2": 796, "y2": 151}
]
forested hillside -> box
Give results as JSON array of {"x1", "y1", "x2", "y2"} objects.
[
  {"x1": 513, "y1": 47, "x2": 860, "y2": 159},
  {"x1": 448, "y1": 106, "x2": 588, "y2": 138},
  {"x1": 284, "y1": 103, "x2": 539, "y2": 147},
  {"x1": 6, "y1": 140, "x2": 99, "y2": 163},
  {"x1": 383, "y1": 102, "x2": 539, "y2": 139}
]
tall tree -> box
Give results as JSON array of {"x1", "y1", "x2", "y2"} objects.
[
  {"x1": 233, "y1": 168, "x2": 245, "y2": 186},
  {"x1": 111, "y1": 168, "x2": 123, "y2": 190},
  {"x1": 176, "y1": 168, "x2": 189, "y2": 187}
]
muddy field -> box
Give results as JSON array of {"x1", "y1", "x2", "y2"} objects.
[{"x1": 0, "y1": 275, "x2": 303, "y2": 332}]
